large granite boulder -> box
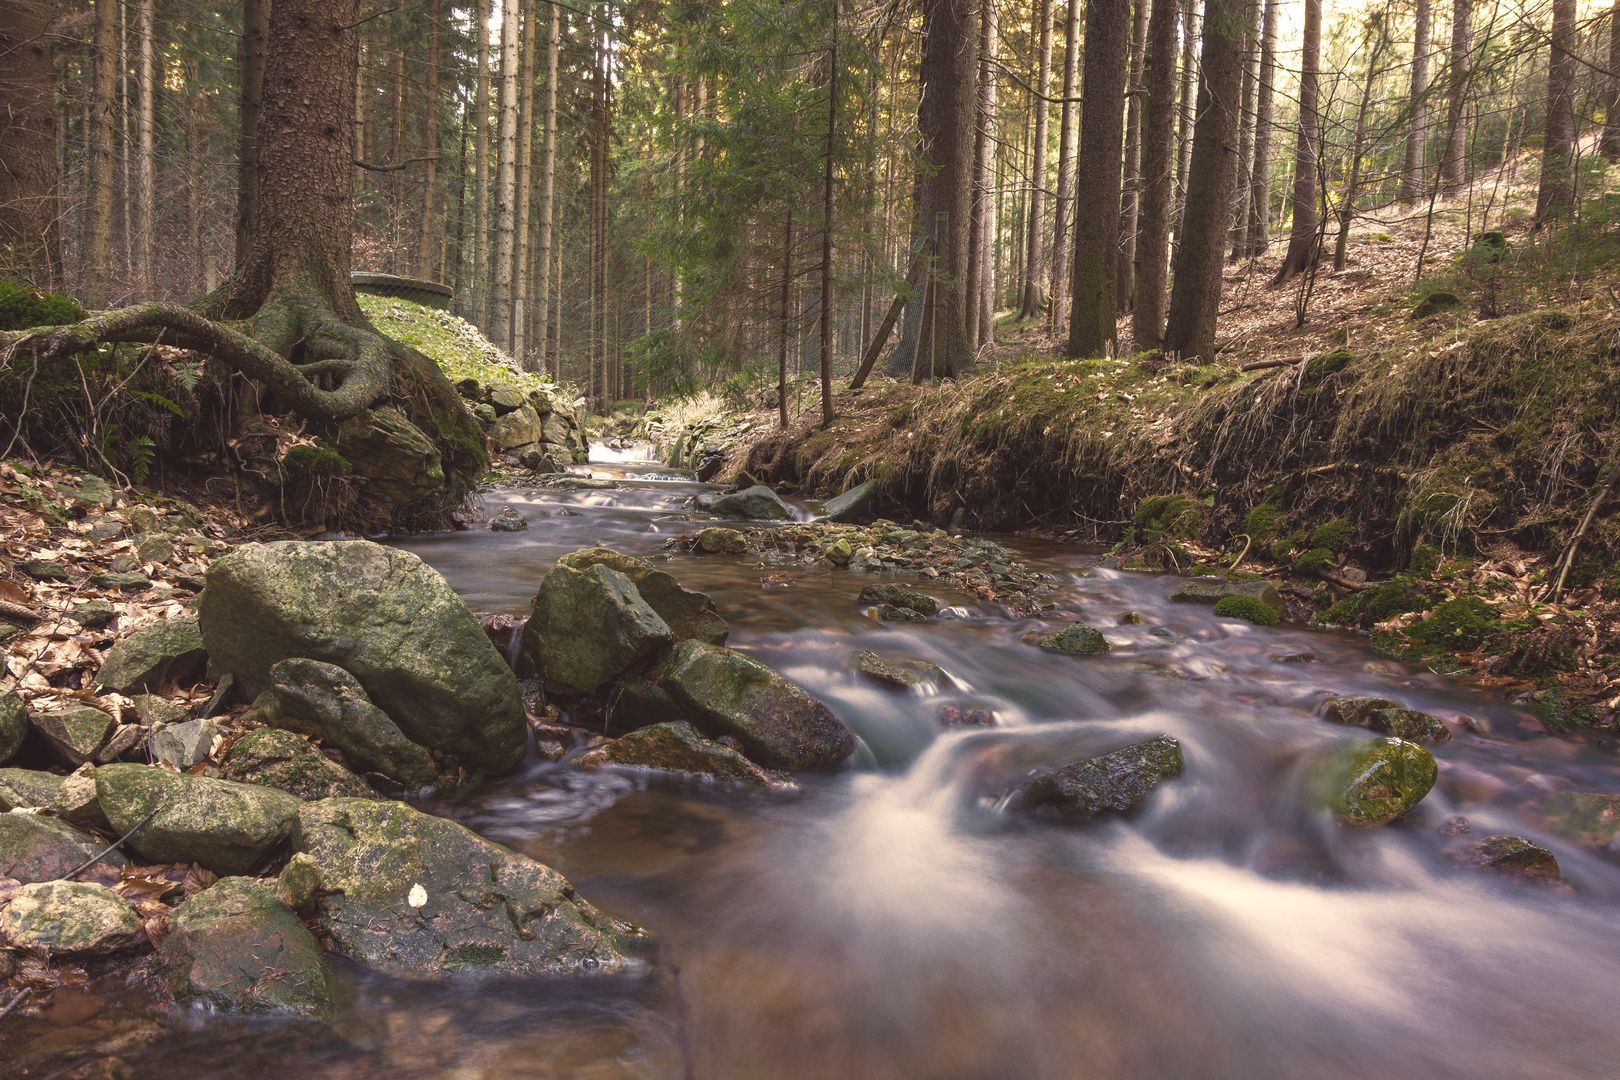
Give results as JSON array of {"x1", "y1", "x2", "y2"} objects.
[
  {"x1": 1013, "y1": 735, "x2": 1184, "y2": 817},
  {"x1": 1328, "y1": 737, "x2": 1437, "y2": 827},
  {"x1": 0, "y1": 768, "x2": 65, "y2": 810},
  {"x1": 96, "y1": 616, "x2": 208, "y2": 694},
  {"x1": 291, "y1": 798, "x2": 649, "y2": 977},
  {"x1": 154, "y1": 877, "x2": 337, "y2": 1020},
  {"x1": 521, "y1": 562, "x2": 673, "y2": 695},
  {"x1": 1166, "y1": 578, "x2": 1285, "y2": 616},
  {"x1": 556, "y1": 548, "x2": 729, "y2": 646},
  {"x1": 695, "y1": 485, "x2": 793, "y2": 521},
  {"x1": 818, "y1": 479, "x2": 877, "y2": 523},
  {"x1": 96, "y1": 763, "x2": 303, "y2": 875},
  {"x1": 332, "y1": 405, "x2": 445, "y2": 504},
  {"x1": 491, "y1": 406, "x2": 546, "y2": 451},
  {"x1": 573, "y1": 721, "x2": 776, "y2": 787},
  {"x1": 245, "y1": 659, "x2": 437, "y2": 788},
  {"x1": 0, "y1": 813, "x2": 129, "y2": 883},
  {"x1": 663, "y1": 640, "x2": 855, "y2": 770},
  {"x1": 0, "y1": 691, "x2": 25, "y2": 764},
  {"x1": 0, "y1": 881, "x2": 142, "y2": 956},
  {"x1": 198, "y1": 541, "x2": 525, "y2": 772},
  {"x1": 224, "y1": 729, "x2": 379, "y2": 801}
]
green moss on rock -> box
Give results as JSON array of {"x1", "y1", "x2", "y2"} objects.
[{"x1": 1212, "y1": 594, "x2": 1281, "y2": 625}]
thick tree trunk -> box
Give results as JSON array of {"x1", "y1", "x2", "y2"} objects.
[
  {"x1": 1604, "y1": 0, "x2": 1620, "y2": 162},
  {"x1": 1132, "y1": 0, "x2": 1180, "y2": 350},
  {"x1": 235, "y1": 0, "x2": 268, "y2": 270},
  {"x1": 1021, "y1": 0, "x2": 1056, "y2": 319},
  {"x1": 1067, "y1": 0, "x2": 1130, "y2": 359},
  {"x1": 1163, "y1": 0, "x2": 1246, "y2": 359},
  {"x1": 0, "y1": 0, "x2": 61, "y2": 288},
  {"x1": 1401, "y1": 0, "x2": 1431, "y2": 200},
  {"x1": 819, "y1": 7, "x2": 838, "y2": 426},
  {"x1": 534, "y1": 1, "x2": 558, "y2": 376},
  {"x1": 1247, "y1": 0, "x2": 1278, "y2": 255},
  {"x1": 1048, "y1": 0, "x2": 1081, "y2": 330},
  {"x1": 1335, "y1": 16, "x2": 1387, "y2": 271},
  {"x1": 1440, "y1": 0, "x2": 1470, "y2": 194},
  {"x1": 1271, "y1": 0, "x2": 1320, "y2": 285},
  {"x1": 912, "y1": 0, "x2": 976, "y2": 381},
  {"x1": 1533, "y1": 0, "x2": 1577, "y2": 226},
  {"x1": 1117, "y1": 0, "x2": 1148, "y2": 310},
  {"x1": 779, "y1": 210, "x2": 792, "y2": 429}
]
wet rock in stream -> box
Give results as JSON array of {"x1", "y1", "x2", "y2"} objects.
[
  {"x1": 572, "y1": 720, "x2": 782, "y2": 788},
  {"x1": 851, "y1": 650, "x2": 946, "y2": 689},
  {"x1": 522, "y1": 562, "x2": 674, "y2": 695},
  {"x1": 1035, "y1": 623, "x2": 1112, "y2": 655},
  {"x1": 1321, "y1": 697, "x2": 1452, "y2": 744},
  {"x1": 1011, "y1": 735, "x2": 1185, "y2": 817},
  {"x1": 1166, "y1": 579, "x2": 1285, "y2": 617},
  {"x1": 694, "y1": 484, "x2": 793, "y2": 521},
  {"x1": 1465, "y1": 835, "x2": 1563, "y2": 885},
  {"x1": 557, "y1": 547, "x2": 730, "y2": 646},
  {"x1": 199, "y1": 540, "x2": 526, "y2": 773},
  {"x1": 1327, "y1": 737, "x2": 1438, "y2": 827},
  {"x1": 1537, "y1": 792, "x2": 1620, "y2": 846}
]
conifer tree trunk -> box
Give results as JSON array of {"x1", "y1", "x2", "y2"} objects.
[
  {"x1": 512, "y1": 0, "x2": 537, "y2": 364},
  {"x1": 491, "y1": 0, "x2": 520, "y2": 351},
  {"x1": 235, "y1": 0, "x2": 267, "y2": 269},
  {"x1": 1440, "y1": 0, "x2": 1470, "y2": 193},
  {"x1": 134, "y1": 0, "x2": 154, "y2": 295},
  {"x1": 1117, "y1": 0, "x2": 1148, "y2": 310},
  {"x1": 1133, "y1": 0, "x2": 1180, "y2": 350},
  {"x1": 1271, "y1": 0, "x2": 1319, "y2": 284},
  {"x1": 1401, "y1": 0, "x2": 1431, "y2": 199},
  {"x1": 779, "y1": 210, "x2": 792, "y2": 429},
  {"x1": 1163, "y1": 0, "x2": 1246, "y2": 358},
  {"x1": 1067, "y1": 0, "x2": 1130, "y2": 358},
  {"x1": 418, "y1": 0, "x2": 441, "y2": 277},
  {"x1": 90, "y1": 0, "x2": 117, "y2": 305},
  {"x1": 1604, "y1": 0, "x2": 1620, "y2": 162},
  {"x1": 1172, "y1": 0, "x2": 1198, "y2": 243},
  {"x1": 1228, "y1": 0, "x2": 1260, "y2": 262},
  {"x1": 1533, "y1": 0, "x2": 1577, "y2": 226},
  {"x1": 912, "y1": 0, "x2": 977, "y2": 381},
  {"x1": 1247, "y1": 0, "x2": 1277, "y2": 255},
  {"x1": 967, "y1": 0, "x2": 998, "y2": 347},
  {"x1": 1335, "y1": 15, "x2": 1386, "y2": 270},
  {"x1": 534, "y1": 1, "x2": 558, "y2": 375},
  {"x1": 0, "y1": 0, "x2": 61, "y2": 287},
  {"x1": 1021, "y1": 0, "x2": 1056, "y2": 318},
  {"x1": 472, "y1": 0, "x2": 491, "y2": 330},
  {"x1": 819, "y1": 4, "x2": 839, "y2": 426},
  {"x1": 1048, "y1": 0, "x2": 1081, "y2": 329}
]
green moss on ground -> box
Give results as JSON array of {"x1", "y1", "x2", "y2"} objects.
[{"x1": 1212, "y1": 595, "x2": 1281, "y2": 625}]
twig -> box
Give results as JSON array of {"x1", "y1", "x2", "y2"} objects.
[
  {"x1": 0, "y1": 987, "x2": 30, "y2": 1023},
  {"x1": 63, "y1": 806, "x2": 161, "y2": 880},
  {"x1": 1547, "y1": 450, "x2": 1620, "y2": 604},
  {"x1": 1239, "y1": 357, "x2": 1303, "y2": 372}
]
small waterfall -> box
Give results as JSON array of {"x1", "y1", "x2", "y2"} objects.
[{"x1": 588, "y1": 437, "x2": 659, "y2": 464}]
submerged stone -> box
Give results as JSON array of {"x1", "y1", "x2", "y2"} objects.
[
  {"x1": 1537, "y1": 792, "x2": 1620, "y2": 846},
  {"x1": 198, "y1": 540, "x2": 525, "y2": 773},
  {"x1": 1329, "y1": 737, "x2": 1437, "y2": 827},
  {"x1": 573, "y1": 720, "x2": 776, "y2": 787},
  {"x1": 292, "y1": 797, "x2": 649, "y2": 977},
  {"x1": 1467, "y1": 835, "x2": 1562, "y2": 884},
  {"x1": 154, "y1": 876, "x2": 336, "y2": 1021},
  {"x1": 857, "y1": 583, "x2": 942, "y2": 615},
  {"x1": 663, "y1": 640, "x2": 855, "y2": 771},
  {"x1": 1321, "y1": 698, "x2": 1450, "y2": 744},
  {"x1": 1037, "y1": 624, "x2": 1112, "y2": 655},
  {"x1": 1014, "y1": 735, "x2": 1184, "y2": 817}
]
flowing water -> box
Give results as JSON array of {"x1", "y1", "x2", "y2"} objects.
[{"x1": 38, "y1": 470, "x2": 1620, "y2": 1079}]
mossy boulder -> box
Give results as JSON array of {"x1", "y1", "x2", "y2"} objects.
[
  {"x1": 520, "y1": 562, "x2": 674, "y2": 695},
  {"x1": 663, "y1": 640, "x2": 855, "y2": 771},
  {"x1": 244, "y1": 658, "x2": 437, "y2": 789},
  {"x1": 96, "y1": 615, "x2": 208, "y2": 694},
  {"x1": 819, "y1": 479, "x2": 878, "y2": 523},
  {"x1": 224, "y1": 728, "x2": 379, "y2": 801},
  {"x1": 30, "y1": 705, "x2": 116, "y2": 767},
  {"x1": 1166, "y1": 578, "x2": 1284, "y2": 615},
  {"x1": 291, "y1": 797, "x2": 648, "y2": 977},
  {"x1": 1328, "y1": 738, "x2": 1437, "y2": 827},
  {"x1": 491, "y1": 405, "x2": 547, "y2": 450},
  {"x1": 154, "y1": 877, "x2": 336, "y2": 1021},
  {"x1": 0, "y1": 690, "x2": 25, "y2": 765},
  {"x1": 1133, "y1": 495, "x2": 1206, "y2": 540},
  {"x1": 0, "y1": 881, "x2": 142, "y2": 956},
  {"x1": 1321, "y1": 697, "x2": 1401, "y2": 726},
  {"x1": 1037, "y1": 624, "x2": 1112, "y2": 654},
  {"x1": 556, "y1": 547, "x2": 729, "y2": 646},
  {"x1": 1321, "y1": 697, "x2": 1449, "y2": 743},
  {"x1": 695, "y1": 484, "x2": 793, "y2": 521},
  {"x1": 851, "y1": 650, "x2": 927, "y2": 688},
  {"x1": 696, "y1": 527, "x2": 748, "y2": 554},
  {"x1": 331, "y1": 405, "x2": 445, "y2": 504},
  {"x1": 0, "y1": 767, "x2": 65, "y2": 810},
  {"x1": 1409, "y1": 291, "x2": 1465, "y2": 320},
  {"x1": 50, "y1": 763, "x2": 112, "y2": 832},
  {"x1": 1013, "y1": 735, "x2": 1184, "y2": 817},
  {"x1": 0, "y1": 813, "x2": 129, "y2": 883},
  {"x1": 573, "y1": 721, "x2": 775, "y2": 787},
  {"x1": 198, "y1": 540, "x2": 525, "y2": 773},
  {"x1": 857, "y1": 583, "x2": 941, "y2": 615},
  {"x1": 1212, "y1": 595, "x2": 1281, "y2": 625},
  {"x1": 96, "y1": 763, "x2": 303, "y2": 875}
]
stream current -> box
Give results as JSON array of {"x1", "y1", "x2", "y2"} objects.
[{"x1": 119, "y1": 464, "x2": 1620, "y2": 1079}]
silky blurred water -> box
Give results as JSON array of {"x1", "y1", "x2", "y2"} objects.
[{"x1": 54, "y1": 474, "x2": 1620, "y2": 1079}]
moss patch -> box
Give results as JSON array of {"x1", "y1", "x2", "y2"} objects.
[{"x1": 1212, "y1": 594, "x2": 1281, "y2": 625}]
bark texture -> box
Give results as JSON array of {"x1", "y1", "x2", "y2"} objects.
[
  {"x1": 1021, "y1": 0, "x2": 1056, "y2": 318},
  {"x1": 1440, "y1": 0, "x2": 1470, "y2": 194},
  {"x1": 1067, "y1": 0, "x2": 1130, "y2": 358},
  {"x1": 1533, "y1": 0, "x2": 1577, "y2": 227},
  {"x1": 1247, "y1": 0, "x2": 1278, "y2": 255},
  {"x1": 0, "y1": 0, "x2": 60, "y2": 287},
  {"x1": 1132, "y1": 0, "x2": 1181, "y2": 350},
  {"x1": 1271, "y1": 0, "x2": 1320, "y2": 285},
  {"x1": 1400, "y1": 0, "x2": 1431, "y2": 200}
]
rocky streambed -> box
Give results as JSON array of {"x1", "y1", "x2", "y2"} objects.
[{"x1": 4, "y1": 467, "x2": 1620, "y2": 1078}]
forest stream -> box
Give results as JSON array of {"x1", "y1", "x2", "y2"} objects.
[{"x1": 51, "y1": 456, "x2": 1620, "y2": 1080}]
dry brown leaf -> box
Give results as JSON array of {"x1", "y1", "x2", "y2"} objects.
[{"x1": 183, "y1": 864, "x2": 218, "y2": 897}]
